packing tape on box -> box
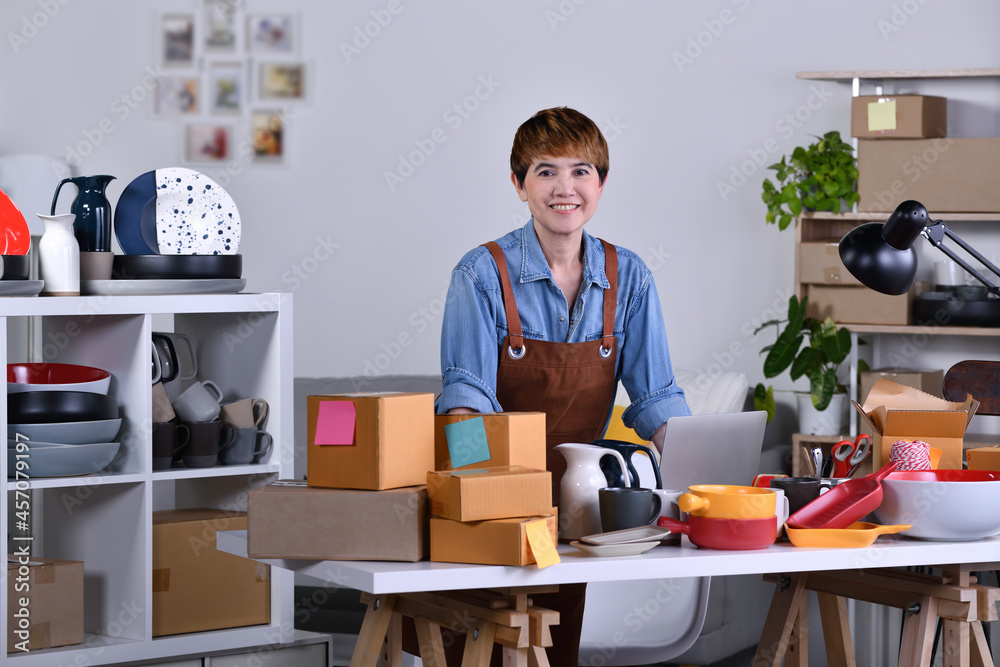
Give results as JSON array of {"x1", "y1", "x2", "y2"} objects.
[
  {"x1": 34, "y1": 564, "x2": 55, "y2": 585},
  {"x1": 254, "y1": 563, "x2": 269, "y2": 583},
  {"x1": 152, "y1": 568, "x2": 171, "y2": 593},
  {"x1": 32, "y1": 621, "x2": 50, "y2": 648}
]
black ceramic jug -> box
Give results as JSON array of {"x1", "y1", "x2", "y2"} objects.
[{"x1": 51, "y1": 175, "x2": 115, "y2": 252}]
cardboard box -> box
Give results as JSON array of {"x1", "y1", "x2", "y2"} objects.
[
  {"x1": 7, "y1": 557, "x2": 83, "y2": 652},
  {"x1": 966, "y1": 447, "x2": 1000, "y2": 472},
  {"x1": 851, "y1": 95, "x2": 947, "y2": 139},
  {"x1": 307, "y1": 393, "x2": 435, "y2": 491},
  {"x1": 152, "y1": 509, "x2": 270, "y2": 637},
  {"x1": 858, "y1": 138, "x2": 1000, "y2": 213},
  {"x1": 430, "y1": 512, "x2": 557, "y2": 566},
  {"x1": 803, "y1": 284, "x2": 912, "y2": 325},
  {"x1": 859, "y1": 368, "x2": 944, "y2": 403},
  {"x1": 248, "y1": 480, "x2": 428, "y2": 562},
  {"x1": 853, "y1": 379, "x2": 978, "y2": 471},
  {"x1": 426, "y1": 466, "x2": 552, "y2": 522},
  {"x1": 434, "y1": 412, "x2": 546, "y2": 471},
  {"x1": 798, "y1": 243, "x2": 863, "y2": 287}
]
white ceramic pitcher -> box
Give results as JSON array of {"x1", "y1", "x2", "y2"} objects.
[
  {"x1": 556, "y1": 443, "x2": 631, "y2": 541},
  {"x1": 37, "y1": 213, "x2": 79, "y2": 296}
]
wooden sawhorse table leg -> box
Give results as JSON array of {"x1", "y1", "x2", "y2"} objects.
[
  {"x1": 351, "y1": 587, "x2": 559, "y2": 666},
  {"x1": 755, "y1": 568, "x2": 997, "y2": 667}
]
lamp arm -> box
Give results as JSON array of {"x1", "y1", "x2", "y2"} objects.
[{"x1": 922, "y1": 221, "x2": 1000, "y2": 296}]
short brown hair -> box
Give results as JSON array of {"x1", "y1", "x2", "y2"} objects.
[{"x1": 510, "y1": 107, "x2": 609, "y2": 187}]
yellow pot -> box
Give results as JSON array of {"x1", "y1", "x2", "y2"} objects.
[{"x1": 678, "y1": 484, "x2": 776, "y2": 520}]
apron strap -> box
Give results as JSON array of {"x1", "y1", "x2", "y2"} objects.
[
  {"x1": 483, "y1": 242, "x2": 525, "y2": 354},
  {"x1": 599, "y1": 239, "x2": 618, "y2": 356}
]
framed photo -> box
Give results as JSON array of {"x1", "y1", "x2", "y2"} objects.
[
  {"x1": 160, "y1": 13, "x2": 196, "y2": 68},
  {"x1": 185, "y1": 123, "x2": 232, "y2": 163},
  {"x1": 207, "y1": 61, "x2": 243, "y2": 114},
  {"x1": 155, "y1": 76, "x2": 199, "y2": 115},
  {"x1": 250, "y1": 109, "x2": 286, "y2": 165},
  {"x1": 257, "y1": 61, "x2": 307, "y2": 102},
  {"x1": 204, "y1": 0, "x2": 239, "y2": 52},
  {"x1": 246, "y1": 14, "x2": 295, "y2": 53}
]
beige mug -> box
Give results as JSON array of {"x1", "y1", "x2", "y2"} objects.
[
  {"x1": 220, "y1": 397, "x2": 268, "y2": 430},
  {"x1": 151, "y1": 382, "x2": 175, "y2": 423}
]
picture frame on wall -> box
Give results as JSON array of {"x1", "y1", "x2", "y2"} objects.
[
  {"x1": 250, "y1": 109, "x2": 287, "y2": 165},
  {"x1": 246, "y1": 14, "x2": 296, "y2": 54},
  {"x1": 204, "y1": 0, "x2": 239, "y2": 53},
  {"x1": 160, "y1": 13, "x2": 196, "y2": 68},
  {"x1": 155, "y1": 76, "x2": 200, "y2": 115},
  {"x1": 185, "y1": 123, "x2": 232, "y2": 163},
  {"x1": 256, "y1": 61, "x2": 308, "y2": 103},
  {"x1": 207, "y1": 61, "x2": 244, "y2": 115}
]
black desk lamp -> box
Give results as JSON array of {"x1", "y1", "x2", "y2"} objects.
[{"x1": 839, "y1": 200, "x2": 1000, "y2": 296}]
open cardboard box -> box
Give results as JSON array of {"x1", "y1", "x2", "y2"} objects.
[{"x1": 853, "y1": 378, "x2": 978, "y2": 472}]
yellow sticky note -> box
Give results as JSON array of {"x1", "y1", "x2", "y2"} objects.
[
  {"x1": 525, "y1": 520, "x2": 560, "y2": 568},
  {"x1": 868, "y1": 100, "x2": 897, "y2": 132}
]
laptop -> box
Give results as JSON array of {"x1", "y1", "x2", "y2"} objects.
[{"x1": 657, "y1": 411, "x2": 768, "y2": 490}]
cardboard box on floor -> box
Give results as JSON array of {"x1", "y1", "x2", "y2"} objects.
[
  {"x1": 859, "y1": 368, "x2": 944, "y2": 402},
  {"x1": 427, "y1": 466, "x2": 552, "y2": 522},
  {"x1": 307, "y1": 393, "x2": 435, "y2": 491},
  {"x1": 851, "y1": 95, "x2": 947, "y2": 139},
  {"x1": 430, "y1": 512, "x2": 558, "y2": 566},
  {"x1": 7, "y1": 557, "x2": 83, "y2": 652},
  {"x1": 853, "y1": 379, "x2": 978, "y2": 472},
  {"x1": 152, "y1": 509, "x2": 270, "y2": 637},
  {"x1": 433, "y1": 412, "x2": 546, "y2": 471},
  {"x1": 248, "y1": 481, "x2": 428, "y2": 562}
]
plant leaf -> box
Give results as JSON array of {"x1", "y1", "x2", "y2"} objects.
[
  {"x1": 754, "y1": 383, "x2": 775, "y2": 422},
  {"x1": 810, "y1": 368, "x2": 838, "y2": 411}
]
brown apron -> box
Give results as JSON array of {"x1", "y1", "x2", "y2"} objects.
[
  {"x1": 484, "y1": 239, "x2": 619, "y2": 501},
  {"x1": 482, "y1": 238, "x2": 619, "y2": 667}
]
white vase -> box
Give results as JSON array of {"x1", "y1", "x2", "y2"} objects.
[
  {"x1": 796, "y1": 392, "x2": 848, "y2": 436},
  {"x1": 37, "y1": 213, "x2": 80, "y2": 296}
]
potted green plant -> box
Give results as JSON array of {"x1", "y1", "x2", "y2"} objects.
[
  {"x1": 754, "y1": 295, "x2": 867, "y2": 434},
  {"x1": 761, "y1": 130, "x2": 860, "y2": 231}
]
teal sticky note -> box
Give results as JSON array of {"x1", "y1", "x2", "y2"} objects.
[{"x1": 444, "y1": 417, "x2": 491, "y2": 468}]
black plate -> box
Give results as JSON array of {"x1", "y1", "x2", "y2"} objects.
[
  {"x1": 913, "y1": 291, "x2": 1000, "y2": 327},
  {"x1": 112, "y1": 254, "x2": 242, "y2": 280},
  {"x1": 8, "y1": 390, "x2": 119, "y2": 424},
  {"x1": 1, "y1": 254, "x2": 30, "y2": 280}
]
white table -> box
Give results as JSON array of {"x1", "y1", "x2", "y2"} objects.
[{"x1": 219, "y1": 530, "x2": 1000, "y2": 666}]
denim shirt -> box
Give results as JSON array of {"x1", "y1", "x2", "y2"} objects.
[{"x1": 436, "y1": 221, "x2": 690, "y2": 439}]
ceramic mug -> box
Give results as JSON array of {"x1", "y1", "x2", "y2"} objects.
[
  {"x1": 152, "y1": 421, "x2": 190, "y2": 471},
  {"x1": 599, "y1": 487, "x2": 662, "y2": 533},
  {"x1": 772, "y1": 488, "x2": 790, "y2": 539},
  {"x1": 153, "y1": 332, "x2": 198, "y2": 384},
  {"x1": 172, "y1": 380, "x2": 225, "y2": 423},
  {"x1": 181, "y1": 419, "x2": 235, "y2": 469},
  {"x1": 151, "y1": 381, "x2": 175, "y2": 423},
  {"x1": 220, "y1": 398, "x2": 268, "y2": 430},
  {"x1": 770, "y1": 477, "x2": 821, "y2": 516},
  {"x1": 219, "y1": 427, "x2": 273, "y2": 465}
]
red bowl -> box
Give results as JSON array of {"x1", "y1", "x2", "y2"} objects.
[
  {"x1": 7, "y1": 363, "x2": 112, "y2": 395},
  {"x1": 887, "y1": 470, "x2": 1000, "y2": 482},
  {"x1": 658, "y1": 514, "x2": 776, "y2": 550}
]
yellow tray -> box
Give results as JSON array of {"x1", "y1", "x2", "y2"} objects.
[{"x1": 785, "y1": 522, "x2": 911, "y2": 548}]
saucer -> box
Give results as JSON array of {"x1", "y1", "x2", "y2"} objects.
[{"x1": 571, "y1": 540, "x2": 661, "y2": 557}]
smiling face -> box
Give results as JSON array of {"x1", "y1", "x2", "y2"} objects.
[{"x1": 512, "y1": 155, "x2": 605, "y2": 242}]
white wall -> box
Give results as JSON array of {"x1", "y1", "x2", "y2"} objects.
[{"x1": 1, "y1": 0, "x2": 998, "y2": 406}]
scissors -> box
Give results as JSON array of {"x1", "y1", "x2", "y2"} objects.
[{"x1": 832, "y1": 434, "x2": 872, "y2": 478}]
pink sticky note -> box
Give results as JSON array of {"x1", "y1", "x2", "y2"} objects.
[{"x1": 314, "y1": 401, "x2": 356, "y2": 445}]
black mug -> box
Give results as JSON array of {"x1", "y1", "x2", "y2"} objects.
[
  {"x1": 152, "y1": 421, "x2": 190, "y2": 471},
  {"x1": 599, "y1": 487, "x2": 662, "y2": 533},
  {"x1": 770, "y1": 477, "x2": 822, "y2": 516}
]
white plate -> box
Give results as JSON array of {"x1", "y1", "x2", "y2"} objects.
[
  {"x1": 581, "y1": 525, "x2": 674, "y2": 546},
  {"x1": 571, "y1": 541, "x2": 662, "y2": 557},
  {"x1": 81, "y1": 278, "x2": 245, "y2": 295},
  {"x1": 155, "y1": 168, "x2": 241, "y2": 255},
  {"x1": 7, "y1": 440, "x2": 120, "y2": 477},
  {"x1": 8, "y1": 418, "x2": 122, "y2": 444},
  {"x1": 0, "y1": 280, "x2": 43, "y2": 297}
]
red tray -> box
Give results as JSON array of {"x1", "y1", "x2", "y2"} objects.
[{"x1": 785, "y1": 462, "x2": 897, "y2": 530}]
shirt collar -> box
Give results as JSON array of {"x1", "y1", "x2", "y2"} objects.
[{"x1": 518, "y1": 220, "x2": 609, "y2": 290}]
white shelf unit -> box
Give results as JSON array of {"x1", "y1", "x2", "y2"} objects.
[{"x1": 2, "y1": 292, "x2": 295, "y2": 665}]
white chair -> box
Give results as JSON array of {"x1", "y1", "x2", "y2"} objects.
[{"x1": 578, "y1": 370, "x2": 752, "y2": 666}]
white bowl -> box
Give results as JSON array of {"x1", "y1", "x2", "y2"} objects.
[
  {"x1": 875, "y1": 470, "x2": 1000, "y2": 541},
  {"x1": 6, "y1": 440, "x2": 120, "y2": 477},
  {"x1": 7, "y1": 418, "x2": 122, "y2": 445}
]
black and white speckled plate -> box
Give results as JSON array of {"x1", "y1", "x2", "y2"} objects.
[{"x1": 154, "y1": 167, "x2": 241, "y2": 255}]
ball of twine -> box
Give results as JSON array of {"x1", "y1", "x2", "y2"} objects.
[{"x1": 889, "y1": 439, "x2": 932, "y2": 471}]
